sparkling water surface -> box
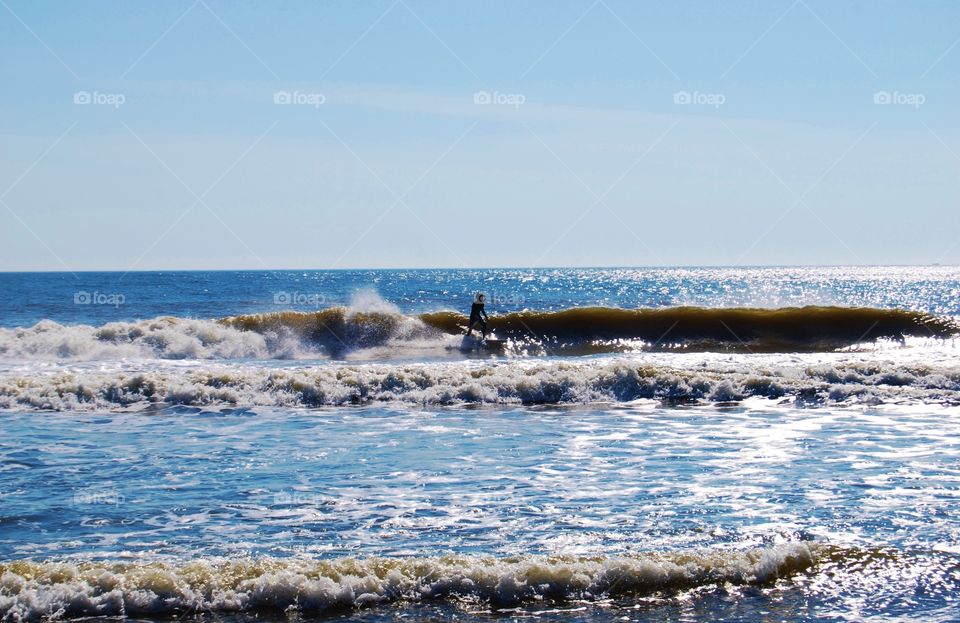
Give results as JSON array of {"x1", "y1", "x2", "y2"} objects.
[
  {"x1": 2, "y1": 266, "x2": 959, "y2": 328},
  {"x1": 1, "y1": 267, "x2": 959, "y2": 622},
  {"x1": 3, "y1": 402, "x2": 960, "y2": 621},
  {"x1": 4, "y1": 402, "x2": 959, "y2": 560}
]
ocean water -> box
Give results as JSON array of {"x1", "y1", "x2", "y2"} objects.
[{"x1": 1, "y1": 267, "x2": 959, "y2": 622}]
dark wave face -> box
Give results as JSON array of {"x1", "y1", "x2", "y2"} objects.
[
  {"x1": 424, "y1": 306, "x2": 957, "y2": 353},
  {"x1": 222, "y1": 308, "x2": 435, "y2": 352},
  {"x1": 224, "y1": 306, "x2": 957, "y2": 356}
]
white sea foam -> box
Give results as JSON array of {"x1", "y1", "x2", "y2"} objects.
[
  {"x1": 0, "y1": 318, "x2": 285, "y2": 361},
  {"x1": 0, "y1": 308, "x2": 442, "y2": 363},
  {"x1": 0, "y1": 544, "x2": 816, "y2": 620},
  {"x1": 1, "y1": 349, "x2": 958, "y2": 411}
]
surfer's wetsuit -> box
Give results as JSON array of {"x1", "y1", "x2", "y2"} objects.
[{"x1": 468, "y1": 302, "x2": 488, "y2": 337}]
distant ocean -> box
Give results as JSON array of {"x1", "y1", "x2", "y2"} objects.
[{"x1": 1, "y1": 267, "x2": 959, "y2": 622}]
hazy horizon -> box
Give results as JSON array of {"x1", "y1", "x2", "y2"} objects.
[{"x1": 2, "y1": 262, "x2": 959, "y2": 276}]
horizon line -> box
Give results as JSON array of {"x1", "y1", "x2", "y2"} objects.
[{"x1": 0, "y1": 263, "x2": 957, "y2": 275}]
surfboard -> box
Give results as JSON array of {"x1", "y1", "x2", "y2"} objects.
[{"x1": 458, "y1": 335, "x2": 506, "y2": 353}]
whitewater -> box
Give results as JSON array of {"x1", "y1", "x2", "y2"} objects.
[{"x1": 2, "y1": 267, "x2": 959, "y2": 622}]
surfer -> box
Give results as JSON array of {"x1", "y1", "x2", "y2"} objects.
[{"x1": 466, "y1": 292, "x2": 489, "y2": 338}]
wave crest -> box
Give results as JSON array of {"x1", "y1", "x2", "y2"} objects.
[
  {"x1": 422, "y1": 306, "x2": 957, "y2": 353},
  {"x1": 0, "y1": 306, "x2": 955, "y2": 363},
  {"x1": 0, "y1": 318, "x2": 276, "y2": 361},
  {"x1": 222, "y1": 307, "x2": 436, "y2": 356},
  {"x1": 0, "y1": 545, "x2": 815, "y2": 619},
  {"x1": 3, "y1": 357, "x2": 959, "y2": 411}
]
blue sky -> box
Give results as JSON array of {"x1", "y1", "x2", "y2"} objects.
[{"x1": 1, "y1": 0, "x2": 958, "y2": 270}]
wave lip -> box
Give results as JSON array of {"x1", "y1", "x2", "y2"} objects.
[{"x1": 0, "y1": 544, "x2": 816, "y2": 619}]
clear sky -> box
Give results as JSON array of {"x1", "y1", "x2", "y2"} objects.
[{"x1": 1, "y1": 0, "x2": 958, "y2": 270}]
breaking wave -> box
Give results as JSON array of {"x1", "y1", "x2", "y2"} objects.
[
  {"x1": 0, "y1": 306, "x2": 955, "y2": 362},
  {"x1": 418, "y1": 305, "x2": 957, "y2": 354},
  {"x1": 0, "y1": 544, "x2": 816, "y2": 620},
  {"x1": 3, "y1": 355, "x2": 959, "y2": 411}
]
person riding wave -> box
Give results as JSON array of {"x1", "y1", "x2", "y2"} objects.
[{"x1": 466, "y1": 292, "x2": 489, "y2": 338}]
